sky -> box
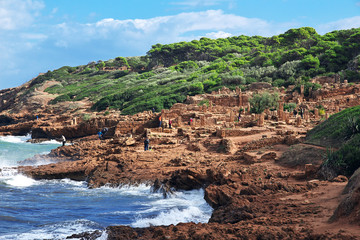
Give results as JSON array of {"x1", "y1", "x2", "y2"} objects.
[{"x1": 0, "y1": 0, "x2": 360, "y2": 89}]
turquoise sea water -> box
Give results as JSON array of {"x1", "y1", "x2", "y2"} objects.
[{"x1": 0, "y1": 135, "x2": 212, "y2": 240}]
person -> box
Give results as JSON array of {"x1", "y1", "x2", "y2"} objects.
[
  {"x1": 101, "y1": 127, "x2": 108, "y2": 139},
  {"x1": 152, "y1": 108, "x2": 155, "y2": 113},
  {"x1": 189, "y1": 118, "x2": 193, "y2": 125},
  {"x1": 293, "y1": 109, "x2": 298, "y2": 117},
  {"x1": 61, "y1": 135, "x2": 66, "y2": 146},
  {"x1": 238, "y1": 112, "x2": 242, "y2": 122},
  {"x1": 144, "y1": 138, "x2": 149, "y2": 151},
  {"x1": 159, "y1": 116, "x2": 162, "y2": 127},
  {"x1": 97, "y1": 131, "x2": 102, "y2": 140},
  {"x1": 169, "y1": 119, "x2": 172, "y2": 129}
]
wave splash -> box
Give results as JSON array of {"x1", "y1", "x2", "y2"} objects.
[
  {"x1": 0, "y1": 167, "x2": 37, "y2": 188},
  {"x1": 131, "y1": 189, "x2": 212, "y2": 228},
  {"x1": 0, "y1": 219, "x2": 104, "y2": 240}
]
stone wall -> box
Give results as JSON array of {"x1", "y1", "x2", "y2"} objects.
[{"x1": 216, "y1": 129, "x2": 264, "y2": 138}]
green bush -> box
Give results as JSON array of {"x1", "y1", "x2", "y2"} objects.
[
  {"x1": 50, "y1": 94, "x2": 71, "y2": 104},
  {"x1": 283, "y1": 103, "x2": 297, "y2": 112},
  {"x1": 324, "y1": 135, "x2": 360, "y2": 177},
  {"x1": 249, "y1": 92, "x2": 279, "y2": 114},
  {"x1": 189, "y1": 82, "x2": 204, "y2": 95}
]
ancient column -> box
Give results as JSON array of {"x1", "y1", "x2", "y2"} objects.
[
  {"x1": 300, "y1": 85, "x2": 305, "y2": 97},
  {"x1": 296, "y1": 116, "x2": 301, "y2": 127},
  {"x1": 304, "y1": 109, "x2": 309, "y2": 122},
  {"x1": 177, "y1": 116, "x2": 182, "y2": 127},
  {"x1": 278, "y1": 101, "x2": 284, "y2": 121},
  {"x1": 258, "y1": 113, "x2": 264, "y2": 127},
  {"x1": 200, "y1": 115, "x2": 206, "y2": 127}
]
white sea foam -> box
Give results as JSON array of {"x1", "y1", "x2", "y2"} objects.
[
  {"x1": 39, "y1": 139, "x2": 62, "y2": 145},
  {"x1": 0, "y1": 168, "x2": 37, "y2": 188},
  {"x1": 129, "y1": 189, "x2": 212, "y2": 227},
  {"x1": 5, "y1": 174, "x2": 37, "y2": 188},
  {"x1": 0, "y1": 134, "x2": 31, "y2": 144},
  {"x1": 0, "y1": 219, "x2": 104, "y2": 240},
  {"x1": 132, "y1": 206, "x2": 209, "y2": 228}
]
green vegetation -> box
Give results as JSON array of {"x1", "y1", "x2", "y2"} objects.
[
  {"x1": 307, "y1": 106, "x2": 360, "y2": 177},
  {"x1": 25, "y1": 27, "x2": 360, "y2": 115},
  {"x1": 249, "y1": 92, "x2": 279, "y2": 114}
]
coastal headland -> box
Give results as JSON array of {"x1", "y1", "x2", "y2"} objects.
[{"x1": 1, "y1": 75, "x2": 360, "y2": 239}]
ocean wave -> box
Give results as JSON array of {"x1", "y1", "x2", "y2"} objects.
[
  {"x1": 0, "y1": 219, "x2": 104, "y2": 240},
  {"x1": 0, "y1": 134, "x2": 31, "y2": 144},
  {"x1": 131, "y1": 205, "x2": 210, "y2": 228},
  {"x1": 1, "y1": 173, "x2": 38, "y2": 188}
]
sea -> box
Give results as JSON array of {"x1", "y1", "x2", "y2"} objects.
[{"x1": 0, "y1": 135, "x2": 212, "y2": 240}]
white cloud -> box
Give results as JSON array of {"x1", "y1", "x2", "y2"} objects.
[
  {"x1": 0, "y1": 0, "x2": 44, "y2": 30},
  {"x1": 205, "y1": 31, "x2": 232, "y2": 39},
  {"x1": 318, "y1": 16, "x2": 360, "y2": 34},
  {"x1": 52, "y1": 9, "x2": 284, "y2": 50}
]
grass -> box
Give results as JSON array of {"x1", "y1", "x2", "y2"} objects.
[
  {"x1": 307, "y1": 105, "x2": 360, "y2": 177},
  {"x1": 306, "y1": 105, "x2": 360, "y2": 147}
]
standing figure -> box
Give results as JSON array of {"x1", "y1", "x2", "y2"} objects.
[
  {"x1": 238, "y1": 112, "x2": 242, "y2": 122},
  {"x1": 144, "y1": 138, "x2": 149, "y2": 151},
  {"x1": 159, "y1": 116, "x2": 162, "y2": 127},
  {"x1": 169, "y1": 119, "x2": 172, "y2": 128},
  {"x1": 61, "y1": 135, "x2": 66, "y2": 146},
  {"x1": 97, "y1": 131, "x2": 102, "y2": 140},
  {"x1": 293, "y1": 109, "x2": 298, "y2": 117},
  {"x1": 101, "y1": 127, "x2": 108, "y2": 139}
]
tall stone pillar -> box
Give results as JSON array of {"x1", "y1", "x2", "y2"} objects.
[
  {"x1": 300, "y1": 85, "x2": 305, "y2": 97},
  {"x1": 200, "y1": 115, "x2": 206, "y2": 127},
  {"x1": 278, "y1": 101, "x2": 284, "y2": 121},
  {"x1": 304, "y1": 109, "x2": 309, "y2": 122},
  {"x1": 258, "y1": 113, "x2": 264, "y2": 127}
]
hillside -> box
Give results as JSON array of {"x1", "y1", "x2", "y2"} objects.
[
  {"x1": 306, "y1": 105, "x2": 360, "y2": 178},
  {"x1": 1, "y1": 27, "x2": 360, "y2": 116}
]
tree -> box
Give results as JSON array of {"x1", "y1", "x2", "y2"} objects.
[
  {"x1": 249, "y1": 92, "x2": 279, "y2": 114},
  {"x1": 301, "y1": 54, "x2": 320, "y2": 69}
]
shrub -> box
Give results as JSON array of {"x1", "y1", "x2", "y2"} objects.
[
  {"x1": 82, "y1": 114, "x2": 92, "y2": 122},
  {"x1": 198, "y1": 99, "x2": 209, "y2": 107},
  {"x1": 323, "y1": 135, "x2": 360, "y2": 177},
  {"x1": 50, "y1": 94, "x2": 71, "y2": 104},
  {"x1": 284, "y1": 103, "x2": 297, "y2": 112},
  {"x1": 272, "y1": 79, "x2": 285, "y2": 87},
  {"x1": 249, "y1": 92, "x2": 279, "y2": 114},
  {"x1": 189, "y1": 82, "x2": 204, "y2": 95}
]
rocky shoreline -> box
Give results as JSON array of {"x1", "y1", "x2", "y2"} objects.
[{"x1": 2, "y1": 82, "x2": 360, "y2": 239}]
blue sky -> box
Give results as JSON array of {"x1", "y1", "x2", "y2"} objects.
[{"x1": 1, "y1": 0, "x2": 360, "y2": 89}]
